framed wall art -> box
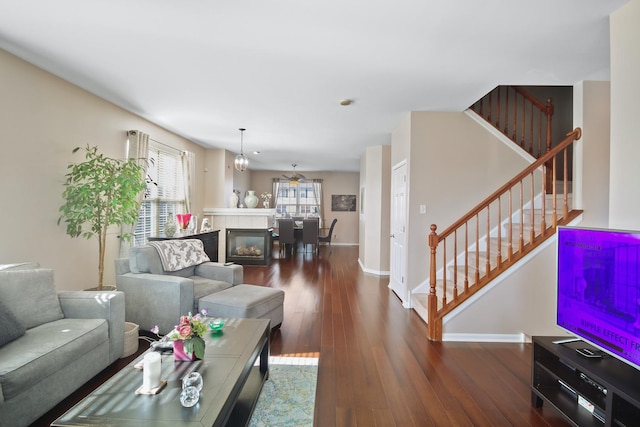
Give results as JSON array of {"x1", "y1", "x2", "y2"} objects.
[{"x1": 331, "y1": 194, "x2": 356, "y2": 212}]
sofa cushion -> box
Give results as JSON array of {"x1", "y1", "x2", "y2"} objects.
[
  {"x1": 191, "y1": 276, "x2": 233, "y2": 306},
  {"x1": 0, "y1": 300, "x2": 25, "y2": 347},
  {"x1": 0, "y1": 269, "x2": 64, "y2": 329},
  {"x1": 0, "y1": 318, "x2": 108, "y2": 401}
]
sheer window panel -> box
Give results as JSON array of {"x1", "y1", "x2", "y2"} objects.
[
  {"x1": 133, "y1": 143, "x2": 186, "y2": 245},
  {"x1": 274, "y1": 180, "x2": 322, "y2": 222}
]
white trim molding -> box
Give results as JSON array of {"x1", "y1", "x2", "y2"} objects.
[{"x1": 442, "y1": 332, "x2": 531, "y2": 343}]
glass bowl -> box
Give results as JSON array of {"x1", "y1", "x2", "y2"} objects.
[{"x1": 209, "y1": 319, "x2": 225, "y2": 332}]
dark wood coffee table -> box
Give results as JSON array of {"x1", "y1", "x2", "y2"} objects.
[{"x1": 52, "y1": 318, "x2": 270, "y2": 427}]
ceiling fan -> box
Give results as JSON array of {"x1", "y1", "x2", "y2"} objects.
[{"x1": 282, "y1": 163, "x2": 306, "y2": 184}]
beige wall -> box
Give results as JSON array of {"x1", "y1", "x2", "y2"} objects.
[
  {"x1": 401, "y1": 111, "x2": 530, "y2": 296},
  {"x1": 203, "y1": 148, "x2": 227, "y2": 208},
  {"x1": 573, "y1": 81, "x2": 611, "y2": 228},
  {"x1": 610, "y1": 0, "x2": 640, "y2": 230},
  {"x1": 444, "y1": 242, "x2": 560, "y2": 338},
  {"x1": 0, "y1": 49, "x2": 205, "y2": 290},
  {"x1": 359, "y1": 145, "x2": 391, "y2": 274},
  {"x1": 241, "y1": 170, "x2": 360, "y2": 245}
]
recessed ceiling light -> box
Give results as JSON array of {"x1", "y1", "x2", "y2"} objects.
[
  {"x1": 253, "y1": 151, "x2": 260, "y2": 155},
  {"x1": 339, "y1": 99, "x2": 352, "y2": 106}
]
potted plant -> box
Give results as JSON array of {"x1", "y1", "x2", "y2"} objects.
[{"x1": 58, "y1": 145, "x2": 146, "y2": 290}]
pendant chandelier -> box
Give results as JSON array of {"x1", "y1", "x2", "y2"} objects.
[{"x1": 234, "y1": 128, "x2": 249, "y2": 172}]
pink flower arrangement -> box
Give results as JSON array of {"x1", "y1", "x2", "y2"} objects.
[
  {"x1": 176, "y1": 213, "x2": 192, "y2": 230},
  {"x1": 152, "y1": 309, "x2": 208, "y2": 359}
]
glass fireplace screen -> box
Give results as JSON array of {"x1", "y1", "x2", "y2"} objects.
[{"x1": 226, "y1": 228, "x2": 272, "y2": 265}]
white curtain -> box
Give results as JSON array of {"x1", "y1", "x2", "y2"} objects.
[
  {"x1": 119, "y1": 130, "x2": 150, "y2": 257},
  {"x1": 181, "y1": 150, "x2": 195, "y2": 214},
  {"x1": 311, "y1": 179, "x2": 324, "y2": 227},
  {"x1": 272, "y1": 179, "x2": 281, "y2": 209}
]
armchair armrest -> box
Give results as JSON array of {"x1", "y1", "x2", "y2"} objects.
[
  {"x1": 115, "y1": 273, "x2": 195, "y2": 334},
  {"x1": 195, "y1": 262, "x2": 243, "y2": 285},
  {"x1": 58, "y1": 291, "x2": 125, "y2": 364}
]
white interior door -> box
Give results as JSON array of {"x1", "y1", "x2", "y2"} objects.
[{"x1": 389, "y1": 161, "x2": 409, "y2": 307}]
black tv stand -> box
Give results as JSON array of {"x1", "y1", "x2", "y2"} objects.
[{"x1": 532, "y1": 336, "x2": 640, "y2": 427}]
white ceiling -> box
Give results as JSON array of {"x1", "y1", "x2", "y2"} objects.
[{"x1": 0, "y1": 0, "x2": 628, "y2": 172}]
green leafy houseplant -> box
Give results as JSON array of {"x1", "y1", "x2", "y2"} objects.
[{"x1": 58, "y1": 145, "x2": 146, "y2": 290}]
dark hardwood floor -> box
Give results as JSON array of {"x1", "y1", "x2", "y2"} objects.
[
  {"x1": 34, "y1": 245, "x2": 569, "y2": 426},
  {"x1": 247, "y1": 245, "x2": 569, "y2": 427}
]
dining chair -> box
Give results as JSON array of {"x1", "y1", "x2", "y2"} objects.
[
  {"x1": 319, "y1": 218, "x2": 337, "y2": 247},
  {"x1": 270, "y1": 227, "x2": 279, "y2": 251},
  {"x1": 277, "y1": 219, "x2": 295, "y2": 255},
  {"x1": 302, "y1": 218, "x2": 319, "y2": 255}
]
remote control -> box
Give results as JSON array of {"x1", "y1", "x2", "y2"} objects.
[
  {"x1": 576, "y1": 348, "x2": 605, "y2": 358},
  {"x1": 553, "y1": 337, "x2": 581, "y2": 345}
]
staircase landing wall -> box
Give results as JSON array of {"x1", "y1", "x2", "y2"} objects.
[
  {"x1": 442, "y1": 238, "x2": 566, "y2": 340},
  {"x1": 398, "y1": 111, "x2": 531, "y2": 302}
]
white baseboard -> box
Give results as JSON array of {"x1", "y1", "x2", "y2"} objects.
[
  {"x1": 442, "y1": 332, "x2": 531, "y2": 343},
  {"x1": 358, "y1": 258, "x2": 390, "y2": 276}
]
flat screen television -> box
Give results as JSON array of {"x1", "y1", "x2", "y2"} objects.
[{"x1": 556, "y1": 226, "x2": 640, "y2": 370}]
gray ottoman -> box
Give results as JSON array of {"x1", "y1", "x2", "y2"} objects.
[{"x1": 198, "y1": 284, "x2": 284, "y2": 329}]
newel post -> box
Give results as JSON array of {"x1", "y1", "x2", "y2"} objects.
[{"x1": 427, "y1": 224, "x2": 441, "y2": 341}]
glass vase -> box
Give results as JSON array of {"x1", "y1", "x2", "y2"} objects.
[
  {"x1": 173, "y1": 340, "x2": 197, "y2": 361},
  {"x1": 164, "y1": 213, "x2": 177, "y2": 237}
]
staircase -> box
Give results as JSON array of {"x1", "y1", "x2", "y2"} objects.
[
  {"x1": 412, "y1": 192, "x2": 576, "y2": 315},
  {"x1": 410, "y1": 86, "x2": 583, "y2": 341}
]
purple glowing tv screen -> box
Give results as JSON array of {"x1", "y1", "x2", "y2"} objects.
[{"x1": 557, "y1": 226, "x2": 640, "y2": 370}]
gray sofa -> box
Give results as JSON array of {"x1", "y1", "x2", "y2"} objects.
[
  {"x1": 0, "y1": 264, "x2": 125, "y2": 427},
  {"x1": 115, "y1": 244, "x2": 244, "y2": 334}
]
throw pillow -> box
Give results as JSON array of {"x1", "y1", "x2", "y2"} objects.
[
  {"x1": 0, "y1": 300, "x2": 26, "y2": 347},
  {"x1": 0, "y1": 269, "x2": 64, "y2": 329}
]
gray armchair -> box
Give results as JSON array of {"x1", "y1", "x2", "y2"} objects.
[{"x1": 115, "y1": 245, "x2": 243, "y2": 334}]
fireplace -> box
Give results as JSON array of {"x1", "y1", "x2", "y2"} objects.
[{"x1": 225, "y1": 228, "x2": 272, "y2": 265}]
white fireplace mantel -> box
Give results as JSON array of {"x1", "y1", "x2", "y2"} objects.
[{"x1": 203, "y1": 208, "x2": 276, "y2": 216}]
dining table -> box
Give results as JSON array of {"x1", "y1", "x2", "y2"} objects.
[{"x1": 275, "y1": 219, "x2": 327, "y2": 252}]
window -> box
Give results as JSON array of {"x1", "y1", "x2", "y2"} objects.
[
  {"x1": 133, "y1": 144, "x2": 186, "y2": 245},
  {"x1": 274, "y1": 180, "x2": 322, "y2": 220}
]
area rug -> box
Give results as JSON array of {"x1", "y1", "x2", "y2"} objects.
[{"x1": 249, "y1": 356, "x2": 319, "y2": 427}]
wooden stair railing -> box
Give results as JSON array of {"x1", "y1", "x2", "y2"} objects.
[
  {"x1": 470, "y1": 86, "x2": 555, "y2": 192},
  {"x1": 426, "y1": 128, "x2": 583, "y2": 341},
  {"x1": 470, "y1": 85, "x2": 554, "y2": 158}
]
